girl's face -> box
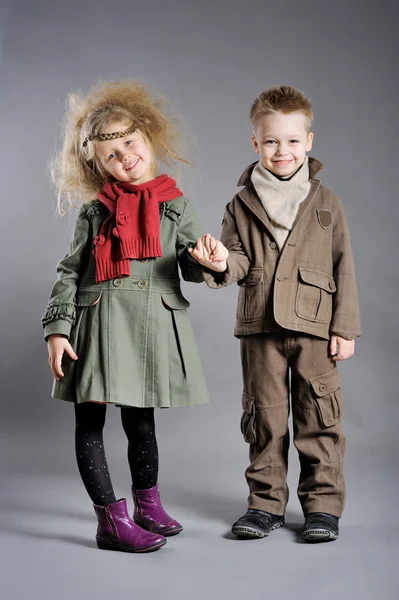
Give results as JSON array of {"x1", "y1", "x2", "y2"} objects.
[
  {"x1": 251, "y1": 112, "x2": 313, "y2": 177},
  {"x1": 95, "y1": 121, "x2": 155, "y2": 185}
]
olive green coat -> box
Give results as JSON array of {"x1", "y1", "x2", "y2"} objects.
[{"x1": 42, "y1": 196, "x2": 209, "y2": 408}]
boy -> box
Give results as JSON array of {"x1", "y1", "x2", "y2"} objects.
[{"x1": 190, "y1": 86, "x2": 360, "y2": 542}]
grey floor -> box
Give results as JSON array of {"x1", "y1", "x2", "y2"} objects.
[{"x1": 1, "y1": 416, "x2": 398, "y2": 600}]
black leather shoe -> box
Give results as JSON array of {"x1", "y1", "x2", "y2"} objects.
[
  {"x1": 231, "y1": 509, "x2": 285, "y2": 539},
  {"x1": 302, "y1": 512, "x2": 339, "y2": 543}
]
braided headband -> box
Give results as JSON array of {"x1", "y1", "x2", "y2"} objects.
[
  {"x1": 83, "y1": 124, "x2": 136, "y2": 148},
  {"x1": 83, "y1": 123, "x2": 194, "y2": 168}
]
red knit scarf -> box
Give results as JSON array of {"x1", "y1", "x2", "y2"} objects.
[{"x1": 93, "y1": 174, "x2": 182, "y2": 283}]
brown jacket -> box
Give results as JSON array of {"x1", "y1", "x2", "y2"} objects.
[{"x1": 204, "y1": 157, "x2": 361, "y2": 341}]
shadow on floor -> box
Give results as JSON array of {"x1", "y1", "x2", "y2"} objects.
[
  {"x1": 0, "y1": 498, "x2": 93, "y2": 522},
  {"x1": 0, "y1": 523, "x2": 96, "y2": 549},
  {"x1": 157, "y1": 484, "x2": 305, "y2": 541},
  {"x1": 283, "y1": 516, "x2": 305, "y2": 543},
  {"x1": 158, "y1": 483, "x2": 245, "y2": 525}
]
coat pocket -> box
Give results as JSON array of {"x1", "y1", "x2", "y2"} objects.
[
  {"x1": 60, "y1": 291, "x2": 103, "y2": 381},
  {"x1": 76, "y1": 290, "x2": 103, "y2": 307},
  {"x1": 161, "y1": 291, "x2": 190, "y2": 310},
  {"x1": 236, "y1": 267, "x2": 265, "y2": 323},
  {"x1": 161, "y1": 291, "x2": 191, "y2": 379},
  {"x1": 310, "y1": 368, "x2": 343, "y2": 427},
  {"x1": 295, "y1": 268, "x2": 336, "y2": 324},
  {"x1": 240, "y1": 391, "x2": 256, "y2": 444},
  {"x1": 71, "y1": 291, "x2": 102, "y2": 352}
]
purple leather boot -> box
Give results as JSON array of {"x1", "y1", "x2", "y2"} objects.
[
  {"x1": 94, "y1": 498, "x2": 166, "y2": 552},
  {"x1": 132, "y1": 484, "x2": 183, "y2": 536}
]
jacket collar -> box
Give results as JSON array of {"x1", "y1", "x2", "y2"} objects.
[
  {"x1": 237, "y1": 156, "x2": 324, "y2": 187},
  {"x1": 236, "y1": 157, "x2": 322, "y2": 247}
]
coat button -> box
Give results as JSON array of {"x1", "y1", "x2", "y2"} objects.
[
  {"x1": 319, "y1": 384, "x2": 326, "y2": 392},
  {"x1": 137, "y1": 280, "x2": 147, "y2": 289},
  {"x1": 113, "y1": 278, "x2": 123, "y2": 287},
  {"x1": 269, "y1": 242, "x2": 277, "y2": 250},
  {"x1": 139, "y1": 258, "x2": 148, "y2": 263},
  {"x1": 329, "y1": 281, "x2": 334, "y2": 290},
  {"x1": 277, "y1": 274, "x2": 283, "y2": 282}
]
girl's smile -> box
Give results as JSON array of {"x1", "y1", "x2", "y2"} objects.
[
  {"x1": 96, "y1": 122, "x2": 154, "y2": 185},
  {"x1": 124, "y1": 157, "x2": 140, "y2": 171}
]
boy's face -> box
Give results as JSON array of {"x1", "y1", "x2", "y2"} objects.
[
  {"x1": 251, "y1": 112, "x2": 313, "y2": 177},
  {"x1": 95, "y1": 120, "x2": 155, "y2": 185}
]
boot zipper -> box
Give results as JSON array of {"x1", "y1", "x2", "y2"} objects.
[{"x1": 105, "y1": 506, "x2": 119, "y2": 540}]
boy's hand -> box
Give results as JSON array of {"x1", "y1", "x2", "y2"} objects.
[
  {"x1": 188, "y1": 233, "x2": 229, "y2": 273},
  {"x1": 47, "y1": 334, "x2": 78, "y2": 381},
  {"x1": 330, "y1": 335, "x2": 355, "y2": 361}
]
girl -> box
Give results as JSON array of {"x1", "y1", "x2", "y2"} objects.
[{"x1": 42, "y1": 81, "x2": 228, "y2": 553}]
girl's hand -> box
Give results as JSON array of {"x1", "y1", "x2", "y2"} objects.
[
  {"x1": 188, "y1": 233, "x2": 229, "y2": 273},
  {"x1": 47, "y1": 334, "x2": 78, "y2": 381},
  {"x1": 330, "y1": 335, "x2": 355, "y2": 361}
]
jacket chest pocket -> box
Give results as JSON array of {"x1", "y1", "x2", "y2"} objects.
[
  {"x1": 295, "y1": 268, "x2": 336, "y2": 324},
  {"x1": 236, "y1": 267, "x2": 265, "y2": 323}
]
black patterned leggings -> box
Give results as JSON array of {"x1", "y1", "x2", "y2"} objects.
[{"x1": 74, "y1": 402, "x2": 158, "y2": 506}]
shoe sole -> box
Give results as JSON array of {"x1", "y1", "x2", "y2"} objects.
[
  {"x1": 134, "y1": 518, "x2": 183, "y2": 537},
  {"x1": 301, "y1": 528, "x2": 338, "y2": 543},
  {"x1": 231, "y1": 520, "x2": 284, "y2": 539},
  {"x1": 96, "y1": 536, "x2": 167, "y2": 553}
]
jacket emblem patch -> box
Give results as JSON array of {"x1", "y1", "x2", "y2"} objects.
[{"x1": 317, "y1": 209, "x2": 332, "y2": 229}]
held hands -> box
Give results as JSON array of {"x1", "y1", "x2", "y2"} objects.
[
  {"x1": 188, "y1": 233, "x2": 229, "y2": 273},
  {"x1": 47, "y1": 334, "x2": 78, "y2": 381},
  {"x1": 330, "y1": 335, "x2": 355, "y2": 361}
]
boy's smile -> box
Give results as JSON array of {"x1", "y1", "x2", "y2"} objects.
[{"x1": 251, "y1": 112, "x2": 313, "y2": 177}]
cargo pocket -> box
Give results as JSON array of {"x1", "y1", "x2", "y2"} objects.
[
  {"x1": 295, "y1": 268, "x2": 336, "y2": 324},
  {"x1": 240, "y1": 391, "x2": 256, "y2": 444},
  {"x1": 310, "y1": 368, "x2": 343, "y2": 427},
  {"x1": 236, "y1": 267, "x2": 265, "y2": 323}
]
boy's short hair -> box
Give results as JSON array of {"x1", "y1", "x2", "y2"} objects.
[{"x1": 250, "y1": 85, "x2": 313, "y2": 131}]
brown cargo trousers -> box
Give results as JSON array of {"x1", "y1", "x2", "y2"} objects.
[{"x1": 240, "y1": 331, "x2": 345, "y2": 517}]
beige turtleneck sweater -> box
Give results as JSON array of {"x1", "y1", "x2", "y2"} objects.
[{"x1": 251, "y1": 156, "x2": 311, "y2": 251}]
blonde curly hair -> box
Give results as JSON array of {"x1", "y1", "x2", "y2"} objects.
[{"x1": 52, "y1": 80, "x2": 192, "y2": 213}]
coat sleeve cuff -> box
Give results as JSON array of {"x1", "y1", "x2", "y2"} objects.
[
  {"x1": 186, "y1": 249, "x2": 206, "y2": 272},
  {"x1": 43, "y1": 319, "x2": 72, "y2": 341},
  {"x1": 203, "y1": 265, "x2": 236, "y2": 289},
  {"x1": 330, "y1": 330, "x2": 361, "y2": 340}
]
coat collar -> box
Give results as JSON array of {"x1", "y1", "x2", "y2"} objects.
[
  {"x1": 236, "y1": 157, "x2": 323, "y2": 247},
  {"x1": 237, "y1": 156, "x2": 324, "y2": 187}
]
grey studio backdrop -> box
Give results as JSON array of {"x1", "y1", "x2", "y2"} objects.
[{"x1": 1, "y1": 1, "x2": 398, "y2": 599}]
